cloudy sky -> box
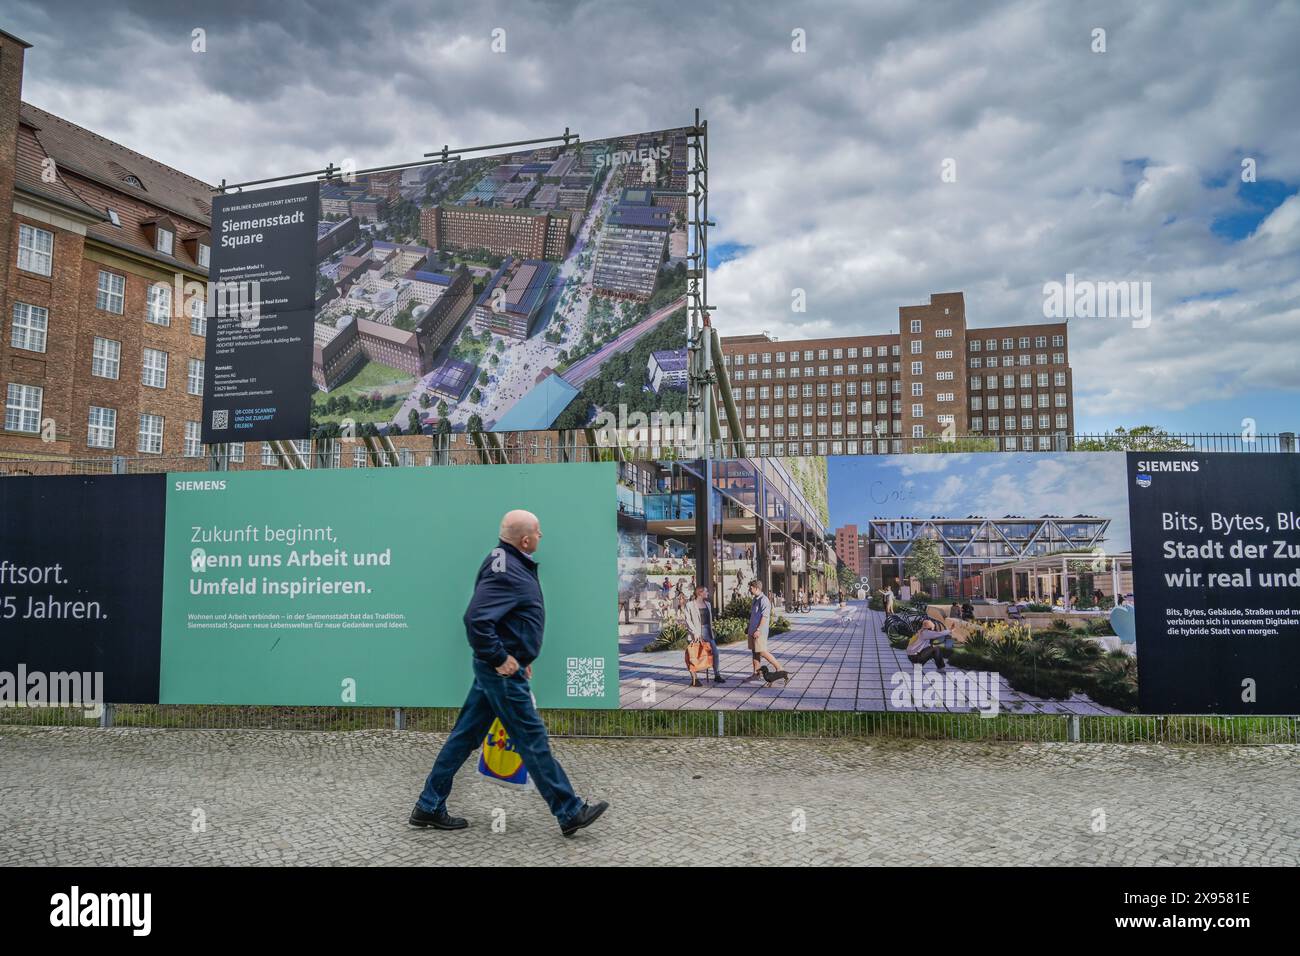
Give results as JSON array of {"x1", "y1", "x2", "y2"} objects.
[
  {"x1": 8, "y1": 0, "x2": 1298, "y2": 433},
  {"x1": 829, "y1": 452, "x2": 1131, "y2": 549}
]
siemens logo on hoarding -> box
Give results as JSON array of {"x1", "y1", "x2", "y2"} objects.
[
  {"x1": 1136, "y1": 460, "x2": 1200, "y2": 473},
  {"x1": 174, "y1": 480, "x2": 227, "y2": 492}
]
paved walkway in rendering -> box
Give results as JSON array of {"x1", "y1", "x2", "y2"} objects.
[
  {"x1": 2, "y1": 727, "x2": 1295, "y2": 866},
  {"x1": 619, "y1": 601, "x2": 1122, "y2": 714}
]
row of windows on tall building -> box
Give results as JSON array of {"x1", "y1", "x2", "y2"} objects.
[
  {"x1": 18, "y1": 221, "x2": 208, "y2": 276},
  {"x1": 728, "y1": 435, "x2": 1066, "y2": 459},
  {"x1": 726, "y1": 333, "x2": 1066, "y2": 367},
  {"x1": 739, "y1": 371, "x2": 1069, "y2": 402},
  {"x1": 739, "y1": 413, "x2": 1072, "y2": 438},
  {"x1": 16, "y1": 224, "x2": 208, "y2": 329},
  {"x1": 7, "y1": 311, "x2": 207, "y2": 392},
  {"x1": 728, "y1": 352, "x2": 1067, "y2": 381}
]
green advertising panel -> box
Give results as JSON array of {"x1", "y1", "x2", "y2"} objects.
[{"x1": 160, "y1": 463, "x2": 617, "y2": 707}]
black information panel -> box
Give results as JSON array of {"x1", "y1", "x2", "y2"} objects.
[
  {"x1": 0, "y1": 475, "x2": 166, "y2": 704},
  {"x1": 1127, "y1": 452, "x2": 1300, "y2": 713},
  {"x1": 202, "y1": 181, "x2": 319, "y2": 443}
]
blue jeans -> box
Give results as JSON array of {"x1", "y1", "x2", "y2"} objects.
[{"x1": 417, "y1": 658, "x2": 584, "y2": 825}]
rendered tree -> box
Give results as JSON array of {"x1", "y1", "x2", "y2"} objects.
[{"x1": 903, "y1": 537, "x2": 945, "y2": 597}]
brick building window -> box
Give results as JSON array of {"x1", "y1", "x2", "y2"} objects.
[
  {"x1": 188, "y1": 359, "x2": 205, "y2": 396},
  {"x1": 97, "y1": 271, "x2": 126, "y2": 314},
  {"x1": 92, "y1": 337, "x2": 121, "y2": 379},
  {"x1": 138, "y1": 413, "x2": 164, "y2": 454},
  {"x1": 5, "y1": 384, "x2": 42, "y2": 433},
  {"x1": 229, "y1": 442, "x2": 245, "y2": 463},
  {"x1": 189, "y1": 296, "x2": 207, "y2": 336},
  {"x1": 185, "y1": 421, "x2": 202, "y2": 457},
  {"x1": 143, "y1": 348, "x2": 168, "y2": 389},
  {"x1": 17, "y1": 225, "x2": 54, "y2": 276},
  {"x1": 87, "y1": 406, "x2": 117, "y2": 449},
  {"x1": 147, "y1": 283, "x2": 172, "y2": 326},
  {"x1": 11, "y1": 303, "x2": 48, "y2": 353}
]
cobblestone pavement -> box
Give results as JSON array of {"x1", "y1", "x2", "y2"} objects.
[
  {"x1": 3, "y1": 727, "x2": 1296, "y2": 866},
  {"x1": 620, "y1": 603, "x2": 1122, "y2": 715}
]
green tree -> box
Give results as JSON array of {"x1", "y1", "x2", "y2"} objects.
[
  {"x1": 437, "y1": 400, "x2": 449, "y2": 418},
  {"x1": 1074, "y1": 426, "x2": 1193, "y2": 451},
  {"x1": 903, "y1": 537, "x2": 945, "y2": 597},
  {"x1": 408, "y1": 409, "x2": 423, "y2": 434},
  {"x1": 467, "y1": 413, "x2": 484, "y2": 433},
  {"x1": 837, "y1": 564, "x2": 858, "y2": 594},
  {"x1": 419, "y1": 393, "x2": 431, "y2": 409}
]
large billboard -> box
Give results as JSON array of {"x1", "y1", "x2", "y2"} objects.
[
  {"x1": 616, "y1": 453, "x2": 1141, "y2": 715},
  {"x1": 1126, "y1": 452, "x2": 1300, "y2": 713},
  {"x1": 159, "y1": 464, "x2": 618, "y2": 707},
  {"x1": 3, "y1": 453, "x2": 1296, "y2": 715},
  {"x1": 0, "y1": 475, "x2": 165, "y2": 704},
  {"x1": 209, "y1": 126, "x2": 691, "y2": 442},
  {"x1": 203, "y1": 182, "x2": 321, "y2": 443}
]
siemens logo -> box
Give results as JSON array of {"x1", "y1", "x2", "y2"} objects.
[
  {"x1": 174, "y1": 480, "x2": 227, "y2": 492},
  {"x1": 1135, "y1": 460, "x2": 1199, "y2": 473}
]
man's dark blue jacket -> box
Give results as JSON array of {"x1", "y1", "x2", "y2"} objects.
[{"x1": 464, "y1": 539, "x2": 546, "y2": 668}]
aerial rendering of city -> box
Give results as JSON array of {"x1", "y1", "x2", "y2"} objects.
[{"x1": 308, "y1": 126, "x2": 691, "y2": 436}]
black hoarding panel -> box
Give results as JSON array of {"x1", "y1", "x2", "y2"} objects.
[
  {"x1": 0, "y1": 474, "x2": 165, "y2": 704},
  {"x1": 1128, "y1": 452, "x2": 1300, "y2": 713},
  {"x1": 203, "y1": 181, "x2": 320, "y2": 443}
]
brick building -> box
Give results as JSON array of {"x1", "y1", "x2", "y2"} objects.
[
  {"x1": 0, "y1": 30, "x2": 217, "y2": 462},
  {"x1": 719, "y1": 292, "x2": 1074, "y2": 457},
  {"x1": 833, "y1": 524, "x2": 864, "y2": 578},
  {"x1": 419, "y1": 204, "x2": 570, "y2": 261}
]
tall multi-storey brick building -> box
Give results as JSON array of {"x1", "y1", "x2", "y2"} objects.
[
  {"x1": 718, "y1": 292, "x2": 1074, "y2": 457},
  {"x1": 0, "y1": 30, "x2": 217, "y2": 462},
  {"x1": 419, "y1": 204, "x2": 570, "y2": 261}
]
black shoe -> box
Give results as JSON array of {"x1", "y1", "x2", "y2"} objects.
[
  {"x1": 409, "y1": 805, "x2": 468, "y2": 830},
  {"x1": 560, "y1": 800, "x2": 609, "y2": 838},
  {"x1": 713, "y1": 674, "x2": 726, "y2": 684}
]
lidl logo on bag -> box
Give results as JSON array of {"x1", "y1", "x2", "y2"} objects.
[{"x1": 477, "y1": 719, "x2": 528, "y2": 787}]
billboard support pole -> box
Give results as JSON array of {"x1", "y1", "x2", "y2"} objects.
[{"x1": 686, "y1": 109, "x2": 718, "y2": 463}]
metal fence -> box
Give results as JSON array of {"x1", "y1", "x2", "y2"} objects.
[
  {"x1": 2, "y1": 705, "x2": 1296, "y2": 746},
  {"x1": 1, "y1": 431, "x2": 1295, "y2": 478}
]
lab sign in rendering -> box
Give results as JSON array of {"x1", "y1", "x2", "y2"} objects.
[
  {"x1": 202, "y1": 181, "x2": 320, "y2": 444},
  {"x1": 1126, "y1": 452, "x2": 1300, "y2": 714}
]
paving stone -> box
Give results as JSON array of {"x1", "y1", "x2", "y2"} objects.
[{"x1": 1, "y1": 726, "x2": 1296, "y2": 866}]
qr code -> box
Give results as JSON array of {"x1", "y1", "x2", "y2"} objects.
[
  {"x1": 211, "y1": 409, "x2": 229, "y2": 430},
  {"x1": 566, "y1": 656, "x2": 605, "y2": 698}
]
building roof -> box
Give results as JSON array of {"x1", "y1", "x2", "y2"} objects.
[
  {"x1": 355, "y1": 317, "x2": 416, "y2": 347},
  {"x1": 16, "y1": 103, "x2": 213, "y2": 274},
  {"x1": 426, "y1": 359, "x2": 476, "y2": 398},
  {"x1": 20, "y1": 103, "x2": 213, "y2": 224},
  {"x1": 405, "y1": 269, "x2": 453, "y2": 286},
  {"x1": 650, "y1": 349, "x2": 688, "y2": 372},
  {"x1": 608, "y1": 204, "x2": 673, "y2": 230},
  {"x1": 493, "y1": 374, "x2": 580, "y2": 432}
]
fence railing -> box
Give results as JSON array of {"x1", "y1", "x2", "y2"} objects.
[
  {"x1": 2, "y1": 705, "x2": 1296, "y2": 745},
  {"x1": 0, "y1": 432, "x2": 1294, "y2": 478}
]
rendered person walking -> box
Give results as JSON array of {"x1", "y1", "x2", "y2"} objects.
[
  {"x1": 746, "y1": 579, "x2": 784, "y2": 680},
  {"x1": 410, "y1": 509, "x2": 609, "y2": 838}
]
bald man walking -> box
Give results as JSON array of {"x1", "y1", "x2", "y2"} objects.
[{"x1": 410, "y1": 510, "x2": 609, "y2": 837}]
